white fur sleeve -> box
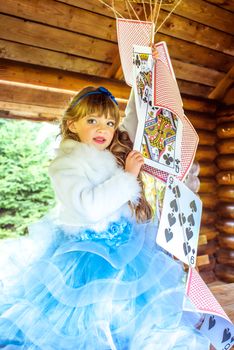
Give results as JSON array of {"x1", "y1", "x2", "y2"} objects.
[
  {"x1": 50, "y1": 167, "x2": 141, "y2": 223},
  {"x1": 120, "y1": 89, "x2": 138, "y2": 143}
]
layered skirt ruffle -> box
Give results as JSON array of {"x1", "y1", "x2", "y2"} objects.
[{"x1": 0, "y1": 216, "x2": 209, "y2": 349}]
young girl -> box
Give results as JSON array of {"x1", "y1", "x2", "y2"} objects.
[{"x1": 0, "y1": 86, "x2": 210, "y2": 349}]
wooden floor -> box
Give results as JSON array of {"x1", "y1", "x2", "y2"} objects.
[{"x1": 209, "y1": 282, "x2": 234, "y2": 323}]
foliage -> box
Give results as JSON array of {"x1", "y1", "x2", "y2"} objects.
[{"x1": 0, "y1": 119, "x2": 56, "y2": 239}]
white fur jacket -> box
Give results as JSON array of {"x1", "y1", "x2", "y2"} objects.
[
  {"x1": 48, "y1": 140, "x2": 140, "y2": 229},
  {"x1": 49, "y1": 90, "x2": 139, "y2": 229}
]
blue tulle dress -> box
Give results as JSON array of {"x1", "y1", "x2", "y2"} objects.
[{"x1": 0, "y1": 213, "x2": 209, "y2": 350}]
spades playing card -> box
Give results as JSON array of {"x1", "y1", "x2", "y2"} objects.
[{"x1": 156, "y1": 175, "x2": 202, "y2": 267}]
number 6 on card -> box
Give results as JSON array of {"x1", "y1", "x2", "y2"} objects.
[{"x1": 156, "y1": 175, "x2": 202, "y2": 267}]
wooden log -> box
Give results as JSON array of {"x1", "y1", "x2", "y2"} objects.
[
  {"x1": 200, "y1": 226, "x2": 218, "y2": 241},
  {"x1": 216, "y1": 218, "x2": 234, "y2": 234},
  {"x1": 217, "y1": 203, "x2": 234, "y2": 219},
  {"x1": 217, "y1": 114, "x2": 234, "y2": 125},
  {"x1": 218, "y1": 234, "x2": 234, "y2": 249},
  {"x1": 161, "y1": 0, "x2": 234, "y2": 35},
  {"x1": 197, "y1": 130, "x2": 216, "y2": 146},
  {"x1": 217, "y1": 122, "x2": 234, "y2": 139},
  {"x1": 209, "y1": 67, "x2": 234, "y2": 101},
  {"x1": 223, "y1": 87, "x2": 234, "y2": 106},
  {"x1": 198, "y1": 240, "x2": 217, "y2": 255},
  {"x1": 217, "y1": 138, "x2": 234, "y2": 154},
  {"x1": 0, "y1": 59, "x2": 131, "y2": 100},
  {"x1": 201, "y1": 210, "x2": 216, "y2": 225},
  {"x1": 217, "y1": 248, "x2": 234, "y2": 266},
  {"x1": 156, "y1": 10, "x2": 234, "y2": 55},
  {"x1": 0, "y1": 0, "x2": 117, "y2": 42},
  {"x1": 205, "y1": 0, "x2": 234, "y2": 12},
  {"x1": 177, "y1": 80, "x2": 213, "y2": 99},
  {"x1": 184, "y1": 98, "x2": 216, "y2": 114},
  {"x1": 215, "y1": 264, "x2": 234, "y2": 283},
  {"x1": 217, "y1": 185, "x2": 234, "y2": 202},
  {"x1": 109, "y1": 31, "x2": 234, "y2": 78},
  {"x1": 216, "y1": 171, "x2": 234, "y2": 185},
  {"x1": 199, "y1": 193, "x2": 218, "y2": 209},
  {"x1": 199, "y1": 178, "x2": 217, "y2": 193},
  {"x1": 186, "y1": 111, "x2": 216, "y2": 131},
  {"x1": 195, "y1": 146, "x2": 217, "y2": 162},
  {"x1": 0, "y1": 14, "x2": 117, "y2": 63},
  {"x1": 217, "y1": 105, "x2": 234, "y2": 117},
  {"x1": 216, "y1": 155, "x2": 234, "y2": 170},
  {"x1": 199, "y1": 162, "x2": 218, "y2": 177},
  {"x1": 0, "y1": 39, "x2": 110, "y2": 77}
]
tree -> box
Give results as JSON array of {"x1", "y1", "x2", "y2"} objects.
[{"x1": 0, "y1": 119, "x2": 56, "y2": 239}]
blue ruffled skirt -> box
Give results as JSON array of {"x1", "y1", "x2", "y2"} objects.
[{"x1": 0, "y1": 216, "x2": 209, "y2": 349}]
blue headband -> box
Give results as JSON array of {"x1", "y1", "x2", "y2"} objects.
[{"x1": 71, "y1": 87, "x2": 118, "y2": 108}]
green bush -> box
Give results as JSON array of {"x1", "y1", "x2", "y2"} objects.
[{"x1": 0, "y1": 119, "x2": 56, "y2": 239}]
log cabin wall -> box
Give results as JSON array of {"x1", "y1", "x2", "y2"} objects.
[
  {"x1": 183, "y1": 96, "x2": 218, "y2": 284},
  {"x1": 215, "y1": 105, "x2": 234, "y2": 283}
]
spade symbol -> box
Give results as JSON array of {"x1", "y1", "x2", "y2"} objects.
[
  {"x1": 168, "y1": 213, "x2": 176, "y2": 227},
  {"x1": 222, "y1": 328, "x2": 231, "y2": 343},
  {"x1": 187, "y1": 213, "x2": 195, "y2": 227},
  {"x1": 190, "y1": 200, "x2": 197, "y2": 213},
  {"x1": 183, "y1": 242, "x2": 191, "y2": 256},
  {"x1": 172, "y1": 185, "x2": 181, "y2": 198},
  {"x1": 186, "y1": 227, "x2": 193, "y2": 241},
  {"x1": 170, "y1": 199, "x2": 178, "y2": 213},
  {"x1": 165, "y1": 228, "x2": 173, "y2": 242},
  {"x1": 179, "y1": 213, "x2": 186, "y2": 226},
  {"x1": 208, "y1": 316, "x2": 216, "y2": 330}
]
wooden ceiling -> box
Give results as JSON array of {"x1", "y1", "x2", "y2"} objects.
[{"x1": 0, "y1": 0, "x2": 233, "y2": 121}]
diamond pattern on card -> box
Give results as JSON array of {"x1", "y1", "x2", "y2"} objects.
[
  {"x1": 186, "y1": 268, "x2": 230, "y2": 321},
  {"x1": 117, "y1": 18, "x2": 154, "y2": 86},
  {"x1": 153, "y1": 59, "x2": 184, "y2": 119}
]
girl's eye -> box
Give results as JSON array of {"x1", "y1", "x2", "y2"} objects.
[
  {"x1": 107, "y1": 121, "x2": 115, "y2": 127},
  {"x1": 87, "y1": 118, "x2": 97, "y2": 124}
]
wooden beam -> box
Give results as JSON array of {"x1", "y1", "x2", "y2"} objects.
[
  {"x1": 222, "y1": 84, "x2": 234, "y2": 106},
  {"x1": 0, "y1": 40, "x2": 110, "y2": 77},
  {"x1": 57, "y1": 0, "x2": 143, "y2": 19},
  {"x1": 0, "y1": 59, "x2": 131, "y2": 100},
  {"x1": 205, "y1": 0, "x2": 234, "y2": 12},
  {"x1": 0, "y1": 14, "x2": 116, "y2": 63},
  {"x1": 112, "y1": 57, "x2": 224, "y2": 87},
  {"x1": 161, "y1": 0, "x2": 234, "y2": 35},
  {"x1": 0, "y1": 0, "x2": 117, "y2": 42},
  {"x1": 156, "y1": 34, "x2": 234, "y2": 73},
  {"x1": 0, "y1": 101, "x2": 63, "y2": 120},
  {"x1": 156, "y1": 10, "x2": 234, "y2": 55},
  {"x1": 0, "y1": 59, "x2": 217, "y2": 110},
  {"x1": 209, "y1": 66, "x2": 234, "y2": 100}
]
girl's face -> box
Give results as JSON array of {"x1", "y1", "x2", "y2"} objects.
[{"x1": 68, "y1": 113, "x2": 116, "y2": 150}]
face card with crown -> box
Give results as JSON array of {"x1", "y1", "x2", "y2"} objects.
[
  {"x1": 116, "y1": 18, "x2": 154, "y2": 86},
  {"x1": 133, "y1": 46, "x2": 183, "y2": 176},
  {"x1": 156, "y1": 175, "x2": 202, "y2": 267}
]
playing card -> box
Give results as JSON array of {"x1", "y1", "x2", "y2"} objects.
[
  {"x1": 116, "y1": 18, "x2": 154, "y2": 86},
  {"x1": 183, "y1": 268, "x2": 234, "y2": 350},
  {"x1": 133, "y1": 45, "x2": 183, "y2": 177},
  {"x1": 156, "y1": 175, "x2": 202, "y2": 266},
  {"x1": 200, "y1": 314, "x2": 234, "y2": 350}
]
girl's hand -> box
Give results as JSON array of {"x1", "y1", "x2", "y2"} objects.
[
  {"x1": 152, "y1": 44, "x2": 159, "y2": 61},
  {"x1": 125, "y1": 150, "x2": 144, "y2": 177}
]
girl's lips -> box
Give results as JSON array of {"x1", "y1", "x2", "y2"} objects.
[{"x1": 93, "y1": 137, "x2": 106, "y2": 144}]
